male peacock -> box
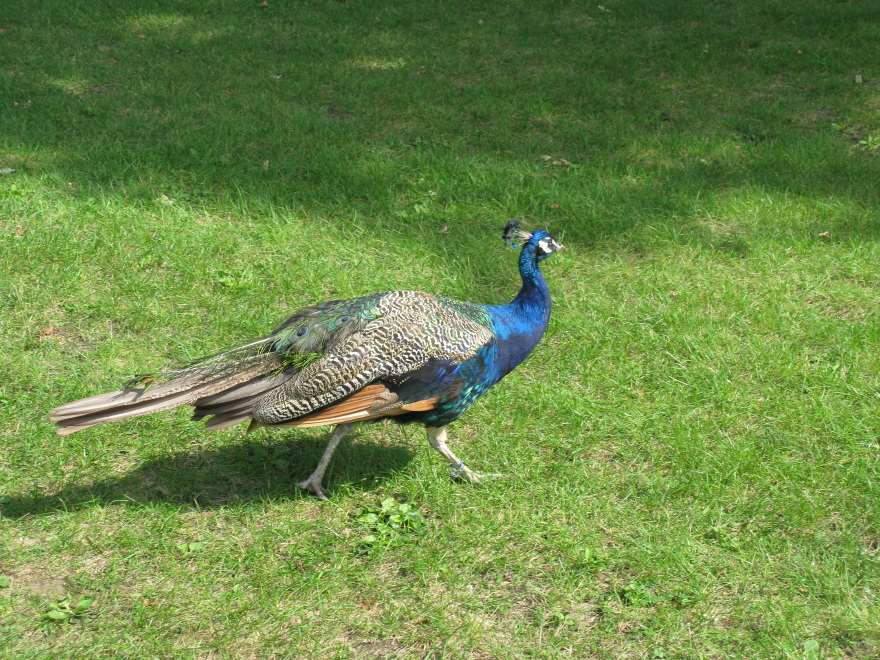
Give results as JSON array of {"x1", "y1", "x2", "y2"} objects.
[{"x1": 51, "y1": 222, "x2": 564, "y2": 498}]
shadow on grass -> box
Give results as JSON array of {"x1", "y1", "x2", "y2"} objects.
[
  {"x1": 1, "y1": 435, "x2": 415, "y2": 519},
  {"x1": 2, "y1": 0, "x2": 879, "y2": 256}
]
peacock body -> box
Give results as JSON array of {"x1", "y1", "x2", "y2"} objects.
[{"x1": 51, "y1": 222, "x2": 564, "y2": 497}]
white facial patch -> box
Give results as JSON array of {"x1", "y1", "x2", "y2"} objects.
[{"x1": 537, "y1": 239, "x2": 552, "y2": 254}]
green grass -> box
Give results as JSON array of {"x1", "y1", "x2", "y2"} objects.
[{"x1": 1, "y1": 0, "x2": 879, "y2": 657}]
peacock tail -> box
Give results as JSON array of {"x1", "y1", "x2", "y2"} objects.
[{"x1": 51, "y1": 290, "x2": 497, "y2": 432}]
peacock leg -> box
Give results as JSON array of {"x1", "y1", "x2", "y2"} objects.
[
  {"x1": 425, "y1": 426, "x2": 498, "y2": 485},
  {"x1": 298, "y1": 423, "x2": 355, "y2": 499}
]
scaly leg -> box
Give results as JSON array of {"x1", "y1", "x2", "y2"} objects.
[
  {"x1": 425, "y1": 426, "x2": 499, "y2": 485},
  {"x1": 298, "y1": 423, "x2": 355, "y2": 499}
]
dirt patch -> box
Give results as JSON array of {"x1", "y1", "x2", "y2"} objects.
[
  {"x1": 352, "y1": 639, "x2": 407, "y2": 658},
  {"x1": 9, "y1": 562, "x2": 69, "y2": 597}
]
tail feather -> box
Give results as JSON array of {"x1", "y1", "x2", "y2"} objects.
[
  {"x1": 203, "y1": 413, "x2": 255, "y2": 431},
  {"x1": 197, "y1": 401, "x2": 261, "y2": 423},
  {"x1": 192, "y1": 370, "x2": 294, "y2": 410},
  {"x1": 50, "y1": 388, "x2": 148, "y2": 422},
  {"x1": 53, "y1": 388, "x2": 205, "y2": 434},
  {"x1": 191, "y1": 398, "x2": 256, "y2": 422},
  {"x1": 191, "y1": 371, "x2": 296, "y2": 423},
  {"x1": 50, "y1": 348, "x2": 288, "y2": 435}
]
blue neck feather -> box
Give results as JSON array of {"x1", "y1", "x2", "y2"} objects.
[
  {"x1": 413, "y1": 237, "x2": 556, "y2": 427},
  {"x1": 484, "y1": 241, "x2": 552, "y2": 378}
]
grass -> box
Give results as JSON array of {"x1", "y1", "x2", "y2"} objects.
[{"x1": 1, "y1": 0, "x2": 879, "y2": 657}]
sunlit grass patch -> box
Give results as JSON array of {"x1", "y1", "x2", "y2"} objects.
[{"x1": 2, "y1": 0, "x2": 879, "y2": 657}]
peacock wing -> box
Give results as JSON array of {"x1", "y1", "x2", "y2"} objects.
[{"x1": 251, "y1": 291, "x2": 495, "y2": 425}]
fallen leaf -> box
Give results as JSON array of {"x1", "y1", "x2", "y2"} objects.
[
  {"x1": 668, "y1": 290, "x2": 678, "y2": 297},
  {"x1": 818, "y1": 231, "x2": 830, "y2": 238},
  {"x1": 15, "y1": 225, "x2": 24, "y2": 237},
  {"x1": 439, "y1": 225, "x2": 448, "y2": 233}
]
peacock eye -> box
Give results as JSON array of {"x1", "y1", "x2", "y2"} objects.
[
  {"x1": 296, "y1": 327, "x2": 307, "y2": 337},
  {"x1": 340, "y1": 316, "x2": 350, "y2": 323}
]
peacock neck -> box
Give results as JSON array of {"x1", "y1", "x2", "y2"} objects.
[
  {"x1": 511, "y1": 246, "x2": 551, "y2": 320},
  {"x1": 483, "y1": 246, "x2": 552, "y2": 379}
]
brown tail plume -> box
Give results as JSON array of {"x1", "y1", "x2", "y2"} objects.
[{"x1": 50, "y1": 351, "x2": 289, "y2": 435}]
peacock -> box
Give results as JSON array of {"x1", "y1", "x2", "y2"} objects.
[{"x1": 50, "y1": 221, "x2": 564, "y2": 498}]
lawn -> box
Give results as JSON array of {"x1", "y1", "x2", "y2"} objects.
[{"x1": 1, "y1": 0, "x2": 879, "y2": 657}]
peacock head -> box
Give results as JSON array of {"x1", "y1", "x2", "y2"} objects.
[{"x1": 502, "y1": 220, "x2": 565, "y2": 261}]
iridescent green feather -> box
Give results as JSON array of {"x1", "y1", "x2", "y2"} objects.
[
  {"x1": 434, "y1": 295, "x2": 492, "y2": 328},
  {"x1": 268, "y1": 292, "x2": 386, "y2": 355}
]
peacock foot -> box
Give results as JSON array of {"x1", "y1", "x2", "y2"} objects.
[
  {"x1": 298, "y1": 475, "x2": 330, "y2": 500},
  {"x1": 450, "y1": 461, "x2": 502, "y2": 485}
]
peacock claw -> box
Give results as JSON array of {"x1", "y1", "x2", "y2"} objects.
[
  {"x1": 298, "y1": 477, "x2": 330, "y2": 500},
  {"x1": 450, "y1": 463, "x2": 502, "y2": 485}
]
